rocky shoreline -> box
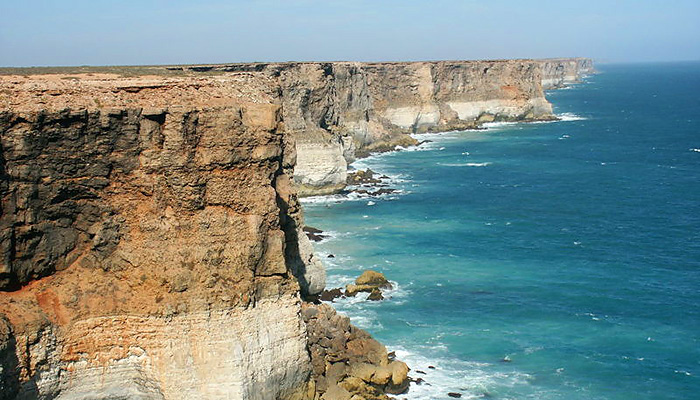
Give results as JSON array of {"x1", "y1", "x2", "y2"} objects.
[{"x1": 303, "y1": 302, "x2": 410, "y2": 400}]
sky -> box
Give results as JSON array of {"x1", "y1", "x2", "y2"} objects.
[{"x1": 0, "y1": 0, "x2": 699, "y2": 67}]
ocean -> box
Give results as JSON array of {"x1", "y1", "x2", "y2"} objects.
[{"x1": 302, "y1": 62, "x2": 700, "y2": 400}]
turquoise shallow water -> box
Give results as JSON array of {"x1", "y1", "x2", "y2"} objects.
[{"x1": 302, "y1": 62, "x2": 700, "y2": 400}]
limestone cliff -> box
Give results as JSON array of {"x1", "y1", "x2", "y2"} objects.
[
  {"x1": 167, "y1": 59, "x2": 592, "y2": 195},
  {"x1": 178, "y1": 60, "x2": 561, "y2": 195},
  {"x1": 539, "y1": 58, "x2": 595, "y2": 89},
  {"x1": 0, "y1": 73, "x2": 324, "y2": 399}
]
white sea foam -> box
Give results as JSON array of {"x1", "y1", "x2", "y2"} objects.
[
  {"x1": 438, "y1": 162, "x2": 491, "y2": 167},
  {"x1": 388, "y1": 346, "x2": 533, "y2": 400},
  {"x1": 482, "y1": 121, "x2": 519, "y2": 130},
  {"x1": 557, "y1": 112, "x2": 587, "y2": 121},
  {"x1": 411, "y1": 131, "x2": 467, "y2": 143},
  {"x1": 300, "y1": 184, "x2": 406, "y2": 206},
  {"x1": 300, "y1": 191, "x2": 371, "y2": 205},
  {"x1": 690, "y1": 148, "x2": 700, "y2": 153},
  {"x1": 395, "y1": 144, "x2": 435, "y2": 152}
]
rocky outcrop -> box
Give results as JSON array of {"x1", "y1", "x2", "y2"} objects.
[
  {"x1": 345, "y1": 271, "x2": 392, "y2": 300},
  {"x1": 302, "y1": 303, "x2": 410, "y2": 400},
  {"x1": 539, "y1": 58, "x2": 595, "y2": 89}
]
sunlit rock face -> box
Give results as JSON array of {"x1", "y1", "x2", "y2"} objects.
[{"x1": 0, "y1": 73, "x2": 318, "y2": 400}]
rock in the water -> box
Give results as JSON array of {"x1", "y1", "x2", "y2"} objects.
[
  {"x1": 355, "y1": 270, "x2": 392, "y2": 288},
  {"x1": 386, "y1": 360, "x2": 410, "y2": 393},
  {"x1": 304, "y1": 226, "x2": 328, "y2": 242},
  {"x1": 345, "y1": 271, "x2": 392, "y2": 300},
  {"x1": 367, "y1": 288, "x2": 384, "y2": 301},
  {"x1": 344, "y1": 284, "x2": 374, "y2": 297},
  {"x1": 448, "y1": 392, "x2": 462, "y2": 398},
  {"x1": 319, "y1": 288, "x2": 344, "y2": 302},
  {"x1": 328, "y1": 254, "x2": 335, "y2": 258},
  {"x1": 372, "y1": 188, "x2": 396, "y2": 196},
  {"x1": 347, "y1": 169, "x2": 382, "y2": 185}
]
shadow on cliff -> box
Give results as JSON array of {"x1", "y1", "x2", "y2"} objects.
[
  {"x1": 0, "y1": 314, "x2": 30, "y2": 400},
  {"x1": 275, "y1": 185, "x2": 316, "y2": 300}
]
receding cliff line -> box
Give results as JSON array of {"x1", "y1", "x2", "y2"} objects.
[
  {"x1": 539, "y1": 57, "x2": 595, "y2": 89},
  {"x1": 160, "y1": 58, "x2": 593, "y2": 196},
  {"x1": 0, "y1": 57, "x2": 592, "y2": 400}
]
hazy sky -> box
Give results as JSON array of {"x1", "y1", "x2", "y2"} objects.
[{"x1": 1, "y1": 0, "x2": 699, "y2": 67}]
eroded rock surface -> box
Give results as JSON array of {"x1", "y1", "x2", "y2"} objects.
[{"x1": 0, "y1": 73, "x2": 321, "y2": 399}]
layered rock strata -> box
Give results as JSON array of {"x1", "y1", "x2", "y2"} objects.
[
  {"x1": 264, "y1": 60, "x2": 559, "y2": 196},
  {"x1": 169, "y1": 59, "x2": 597, "y2": 195},
  {"x1": 0, "y1": 73, "x2": 324, "y2": 399}
]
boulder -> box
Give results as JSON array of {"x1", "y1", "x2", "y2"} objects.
[
  {"x1": 339, "y1": 377, "x2": 388, "y2": 400},
  {"x1": 348, "y1": 362, "x2": 376, "y2": 382},
  {"x1": 390, "y1": 360, "x2": 410, "y2": 386},
  {"x1": 367, "y1": 288, "x2": 384, "y2": 301},
  {"x1": 326, "y1": 362, "x2": 348, "y2": 385},
  {"x1": 369, "y1": 366, "x2": 392, "y2": 386},
  {"x1": 319, "y1": 288, "x2": 344, "y2": 302},
  {"x1": 344, "y1": 284, "x2": 375, "y2": 297},
  {"x1": 355, "y1": 271, "x2": 391, "y2": 288},
  {"x1": 321, "y1": 384, "x2": 353, "y2": 400}
]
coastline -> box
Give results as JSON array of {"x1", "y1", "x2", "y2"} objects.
[
  {"x1": 0, "y1": 58, "x2": 593, "y2": 400},
  {"x1": 291, "y1": 58, "x2": 595, "y2": 198},
  {"x1": 303, "y1": 63, "x2": 700, "y2": 398},
  {"x1": 301, "y1": 77, "x2": 594, "y2": 398}
]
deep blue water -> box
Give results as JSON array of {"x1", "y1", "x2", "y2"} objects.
[{"x1": 303, "y1": 62, "x2": 700, "y2": 400}]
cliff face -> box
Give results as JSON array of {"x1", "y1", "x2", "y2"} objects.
[
  {"x1": 539, "y1": 58, "x2": 595, "y2": 89},
  {"x1": 0, "y1": 73, "x2": 323, "y2": 399},
  {"x1": 269, "y1": 60, "x2": 556, "y2": 195},
  {"x1": 0, "y1": 57, "x2": 591, "y2": 400},
  {"x1": 167, "y1": 59, "x2": 592, "y2": 196}
]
